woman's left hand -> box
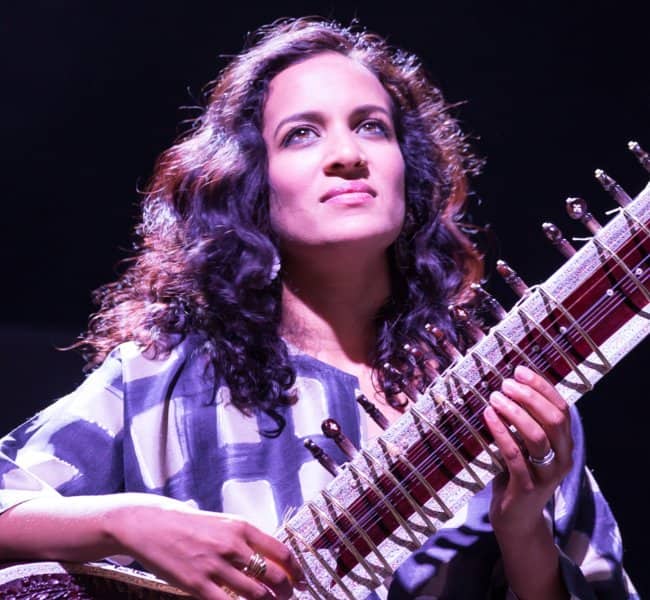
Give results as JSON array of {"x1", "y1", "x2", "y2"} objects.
[{"x1": 483, "y1": 364, "x2": 573, "y2": 538}]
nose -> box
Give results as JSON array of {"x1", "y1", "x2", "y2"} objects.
[{"x1": 323, "y1": 128, "x2": 368, "y2": 176}]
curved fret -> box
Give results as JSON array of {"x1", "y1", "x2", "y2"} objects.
[
  {"x1": 307, "y1": 502, "x2": 382, "y2": 586},
  {"x1": 442, "y1": 375, "x2": 504, "y2": 469},
  {"x1": 493, "y1": 330, "x2": 542, "y2": 374},
  {"x1": 346, "y1": 463, "x2": 420, "y2": 546},
  {"x1": 593, "y1": 238, "x2": 650, "y2": 303},
  {"x1": 409, "y1": 405, "x2": 484, "y2": 488},
  {"x1": 283, "y1": 523, "x2": 355, "y2": 600},
  {"x1": 320, "y1": 489, "x2": 393, "y2": 573},
  {"x1": 360, "y1": 448, "x2": 438, "y2": 532},
  {"x1": 517, "y1": 307, "x2": 593, "y2": 390},
  {"x1": 469, "y1": 351, "x2": 504, "y2": 385},
  {"x1": 448, "y1": 371, "x2": 490, "y2": 409},
  {"x1": 538, "y1": 287, "x2": 612, "y2": 371},
  {"x1": 620, "y1": 205, "x2": 650, "y2": 238},
  {"x1": 377, "y1": 437, "x2": 453, "y2": 519}
]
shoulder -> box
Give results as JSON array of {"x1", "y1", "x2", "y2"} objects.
[
  {"x1": 97, "y1": 334, "x2": 205, "y2": 381},
  {"x1": 108, "y1": 335, "x2": 218, "y2": 408}
]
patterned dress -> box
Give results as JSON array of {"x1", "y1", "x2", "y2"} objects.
[{"x1": 0, "y1": 337, "x2": 638, "y2": 598}]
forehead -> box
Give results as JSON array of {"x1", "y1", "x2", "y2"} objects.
[{"x1": 263, "y1": 52, "x2": 393, "y2": 122}]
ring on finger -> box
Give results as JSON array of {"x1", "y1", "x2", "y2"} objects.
[
  {"x1": 242, "y1": 551, "x2": 267, "y2": 580},
  {"x1": 528, "y1": 447, "x2": 555, "y2": 467}
]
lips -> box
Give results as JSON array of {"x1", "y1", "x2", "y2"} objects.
[{"x1": 320, "y1": 182, "x2": 377, "y2": 203}]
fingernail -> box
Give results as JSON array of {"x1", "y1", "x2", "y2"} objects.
[
  {"x1": 483, "y1": 405, "x2": 498, "y2": 422},
  {"x1": 501, "y1": 378, "x2": 516, "y2": 394},
  {"x1": 490, "y1": 391, "x2": 504, "y2": 406},
  {"x1": 514, "y1": 365, "x2": 532, "y2": 382}
]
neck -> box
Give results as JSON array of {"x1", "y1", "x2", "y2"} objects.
[{"x1": 279, "y1": 250, "x2": 391, "y2": 369}]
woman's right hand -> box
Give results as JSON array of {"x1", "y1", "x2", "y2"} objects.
[{"x1": 109, "y1": 494, "x2": 306, "y2": 600}]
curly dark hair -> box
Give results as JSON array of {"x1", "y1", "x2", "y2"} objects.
[{"x1": 78, "y1": 17, "x2": 483, "y2": 435}]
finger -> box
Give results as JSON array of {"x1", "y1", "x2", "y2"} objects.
[
  {"x1": 237, "y1": 551, "x2": 295, "y2": 600},
  {"x1": 490, "y1": 390, "x2": 550, "y2": 462},
  {"x1": 155, "y1": 562, "x2": 242, "y2": 600},
  {"x1": 500, "y1": 377, "x2": 571, "y2": 457},
  {"x1": 513, "y1": 365, "x2": 566, "y2": 411},
  {"x1": 501, "y1": 377, "x2": 565, "y2": 428},
  {"x1": 483, "y1": 404, "x2": 532, "y2": 488},
  {"x1": 243, "y1": 525, "x2": 306, "y2": 588},
  {"x1": 216, "y1": 563, "x2": 275, "y2": 600},
  {"x1": 252, "y1": 559, "x2": 294, "y2": 600}
]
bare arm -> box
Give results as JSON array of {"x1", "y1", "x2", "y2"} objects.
[
  {"x1": 0, "y1": 494, "x2": 128, "y2": 562},
  {"x1": 0, "y1": 493, "x2": 306, "y2": 600}
]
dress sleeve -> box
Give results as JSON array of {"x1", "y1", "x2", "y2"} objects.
[
  {"x1": 0, "y1": 349, "x2": 126, "y2": 513},
  {"x1": 550, "y1": 407, "x2": 639, "y2": 599}
]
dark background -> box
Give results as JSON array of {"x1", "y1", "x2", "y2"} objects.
[{"x1": 2, "y1": 1, "x2": 648, "y2": 595}]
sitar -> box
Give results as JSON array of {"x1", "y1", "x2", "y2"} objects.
[{"x1": 1, "y1": 146, "x2": 649, "y2": 599}]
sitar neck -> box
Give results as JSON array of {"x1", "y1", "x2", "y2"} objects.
[{"x1": 278, "y1": 176, "x2": 650, "y2": 599}]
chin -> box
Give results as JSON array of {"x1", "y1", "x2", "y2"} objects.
[{"x1": 321, "y1": 229, "x2": 401, "y2": 252}]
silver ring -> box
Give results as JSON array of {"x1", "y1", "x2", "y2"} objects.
[
  {"x1": 242, "y1": 551, "x2": 267, "y2": 580},
  {"x1": 528, "y1": 448, "x2": 555, "y2": 467}
]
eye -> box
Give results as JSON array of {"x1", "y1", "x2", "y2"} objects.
[
  {"x1": 356, "y1": 119, "x2": 390, "y2": 137},
  {"x1": 282, "y1": 126, "x2": 318, "y2": 147}
]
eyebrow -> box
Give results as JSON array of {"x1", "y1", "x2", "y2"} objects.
[{"x1": 272, "y1": 104, "x2": 392, "y2": 139}]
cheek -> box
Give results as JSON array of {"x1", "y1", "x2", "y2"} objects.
[
  {"x1": 266, "y1": 162, "x2": 295, "y2": 223},
  {"x1": 267, "y1": 188, "x2": 290, "y2": 239},
  {"x1": 389, "y1": 152, "x2": 407, "y2": 212},
  {"x1": 266, "y1": 152, "x2": 313, "y2": 206}
]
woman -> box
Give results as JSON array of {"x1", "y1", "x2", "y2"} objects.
[{"x1": 0, "y1": 17, "x2": 636, "y2": 600}]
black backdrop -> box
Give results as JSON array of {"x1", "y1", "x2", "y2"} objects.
[{"x1": 2, "y1": 1, "x2": 649, "y2": 595}]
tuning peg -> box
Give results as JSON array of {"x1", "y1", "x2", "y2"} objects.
[
  {"x1": 628, "y1": 141, "x2": 650, "y2": 173},
  {"x1": 321, "y1": 419, "x2": 357, "y2": 460},
  {"x1": 594, "y1": 169, "x2": 633, "y2": 207},
  {"x1": 542, "y1": 222, "x2": 577, "y2": 259},
  {"x1": 403, "y1": 342, "x2": 439, "y2": 384},
  {"x1": 356, "y1": 392, "x2": 390, "y2": 430},
  {"x1": 448, "y1": 304, "x2": 485, "y2": 343},
  {"x1": 304, "y1": 438, "x2": 341, "y2": 477},
  {"x1": 402, "y1": 343, "x2": 423, "y2": 360},
  {"x1": 382, "y1": 361, "x2": 406, "y2": 388},
  {"x1": 496, "y1": 259, "x2": 530, "y2": 297},
  {"x1": 424, "y1": 323, "x2": 463, "y2": 361},
  {"x1": 470, "y1": 282, "x2": 507, "y2": 321},
  {"x1": 382, "y1": 361, "x2": 420, "y2": 401},
  {"x1": 565, "y1": 197, "x2": 602, "y2": 234}
]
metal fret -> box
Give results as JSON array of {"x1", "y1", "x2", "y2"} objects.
[
  {"x1": 376, "y1": 437, "x2": 453, "y2": 519},
  {"x1": 620, "y1": 205, "x2": 650, "y2": 238},
  {"x1": 442, "y1": 375, "x2": 504, "y2": 469},
  {"x1": 537, "y1": 287, "x2": 611, "y2": 371},
  {"x1": 359, "y1": 448, "x2": 437, "y2": 532},
  {"x1": 306, "y1": 502, "x2": 382, "y2": 586},
  {"x1": 469, "y1": 351, "x2": 504, "y2": 385},
  {"x1": 493, "y1": 330, "x2": 541, "y2": 374},
  {"x1": 517, "y1": 307, "x2": 593, "y2": 390},
  {"x1": 284, "y1": 523, "x2": 355, "y2": 600},
  {"x1": 593, "y1": 238, "x2": 650, "y2": 304},
  {"x1": 320, "y1": 489, "x2": 393, "y2": 573},
  {"x1": 409, "y1": 405, "x2": 485, "y2": 488},
  {"x1": 346, "y1": 463, "x2": 421, "y2": 545}
]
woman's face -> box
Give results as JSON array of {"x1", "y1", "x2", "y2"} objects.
[{"x1": 262, "y1": 52, "x2": 406, "y2": 261}]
